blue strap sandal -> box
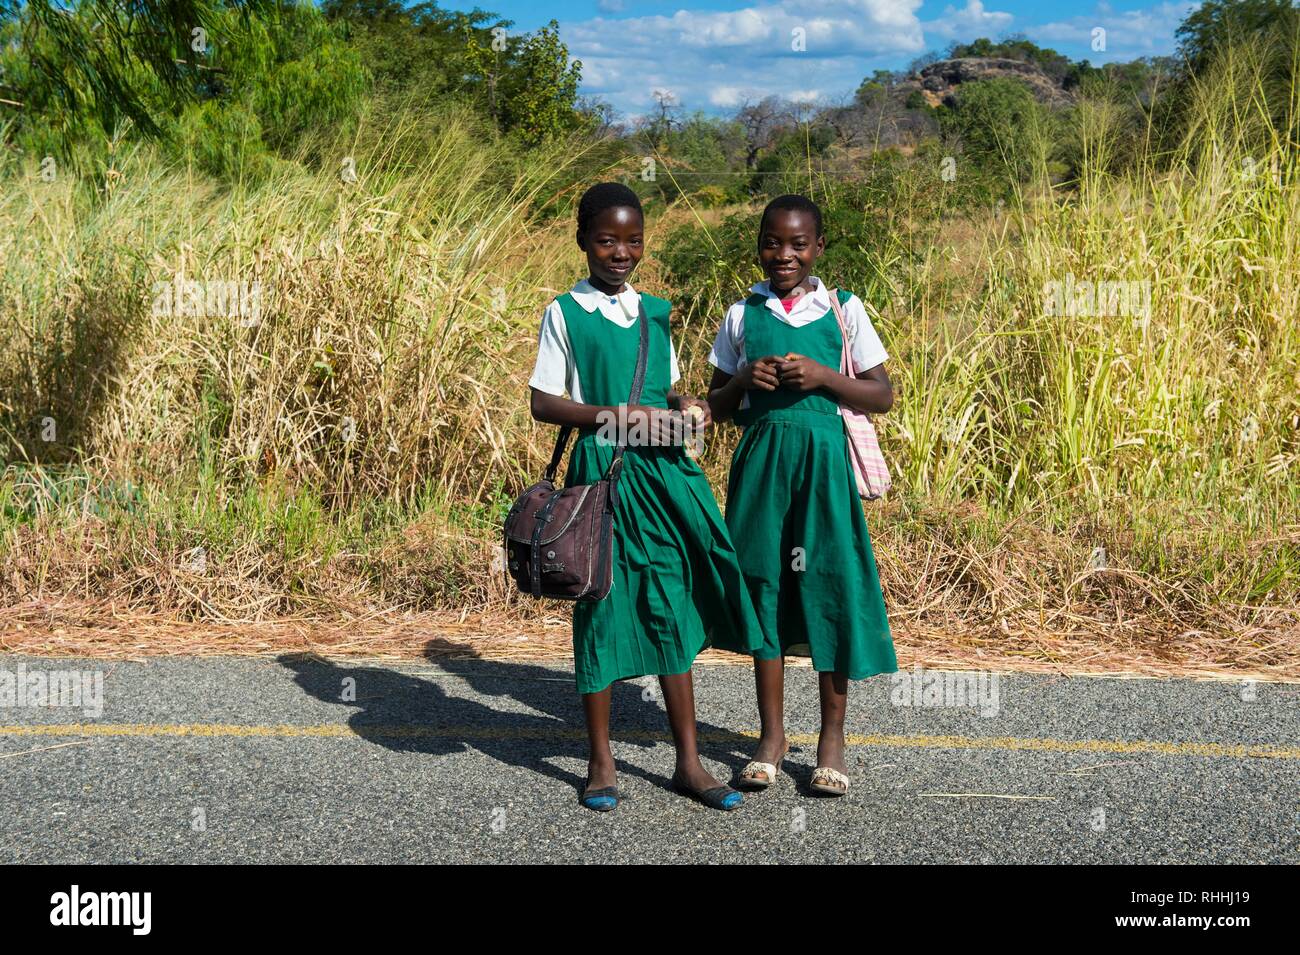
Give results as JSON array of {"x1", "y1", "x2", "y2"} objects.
[
  {"x1": 672, "y1": 774, "x2": 743, "y2": 811},
  {"x1": 579, "y1": 783, "x2": 620, "y2": 812}
]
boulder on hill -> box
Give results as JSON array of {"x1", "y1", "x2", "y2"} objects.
[{"x1": 899, "y1": 57, "x2": 1075, "y2": 109}]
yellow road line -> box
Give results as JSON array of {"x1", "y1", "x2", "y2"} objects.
[{"x1": 0, "y1": 723, "x2": 1295, "y2": 759}]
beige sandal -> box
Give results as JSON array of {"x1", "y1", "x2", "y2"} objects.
[
  {"x1": 809, "y1": 766, "x2": 850, "y2": 796},
  {"x1": 737, "y1": 745, "x2": 789, "y2": 790}
]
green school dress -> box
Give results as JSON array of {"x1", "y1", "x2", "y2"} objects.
[
  {"x1": 724, "y1": 291, "x2": 897, "y2": 678},
  {"x1": 559, "y1": 291, "x2": 763, "y2": 694}
]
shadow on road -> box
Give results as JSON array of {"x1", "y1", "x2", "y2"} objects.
[{"x1": 277, "y1": 652, "x2": 751, "y2": 797}]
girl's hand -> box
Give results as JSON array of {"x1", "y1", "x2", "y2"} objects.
[
  {"x1": 775, "y1": 353, "x2": 830, "y2": 392},
  {"x1": 736, "y1": 355, "x2": 782, "y2": 391},
  {"x1": 674, "y1": 395, "x2": 712, "y2": 429},
  {"x1": 626, "y1": 405, "x2": 680, "y2": 446}
]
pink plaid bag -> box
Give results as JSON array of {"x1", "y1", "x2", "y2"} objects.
[{"x1": 826, "y1": 289, "x2": 891, "y2": 501}]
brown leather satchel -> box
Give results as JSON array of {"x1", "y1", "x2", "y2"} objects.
[{"x1": 502, "y1": 301, "x2": 649, "y2": 601}]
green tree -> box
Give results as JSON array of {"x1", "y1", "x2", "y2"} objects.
[
  {"x1": 649, "y1": 111, "x2": 744, "y2": 202},
  {"x1": 0, "y1": 0, "x2": 231, "y2": 148},
  {"x1": 1176, "y1": 0, "x2": 1299, "y2": 73},
  {"x1": 324, "y1": 0, "x2": 508, "y2": 109},
  {"x1": 854, "y1": 69, "x2": 898, "y2": 105},
  {"x1": 753, "y1": 122, "x2": 834, "y2": 195},
  {"x1": 1168, "y1": 0, "x2": 1299, "y2": 154},
  {"x1": 938, "y1": 76, "x2": 1045, "y2": 187},
  {"x1": 494, "y1": 20, "x2": 581, "y2": 146},
  {"x1": 1, "y1": 1, "x2": 365, "y2": 175},
  {"x1": 174, "y1": 3, "x2": 367, "y2": 176}
]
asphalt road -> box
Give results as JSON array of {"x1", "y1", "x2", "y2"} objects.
[{"x1": 0, "y1": 654, "x2": 1295, "y2": 864}]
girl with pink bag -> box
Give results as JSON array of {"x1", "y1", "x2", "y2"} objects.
[{"x1": 706, "y1": 194, "x2": 898, "y2": 797}]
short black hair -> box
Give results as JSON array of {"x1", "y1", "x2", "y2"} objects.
[
  {"x1": 758, "y1": 194, "x2": 823, "y2": 241},
  {"x1": 577, "y1": 182, "x2": 643, "y2": 235}
]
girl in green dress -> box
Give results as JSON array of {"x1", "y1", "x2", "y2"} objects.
[
  {"x1": 529, "y1": 183, "x2": 763, "y2": 812},
  {"x1": 706, "y1": 194, "x2": 898, "y2": 797}
]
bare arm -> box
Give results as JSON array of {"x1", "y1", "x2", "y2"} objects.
[
  {"x1": 530, "y1": 388, "x2": 688, "y2": 443},
  {"x1": 706, "y1": 368, "x2": 743, "y2": 423},
  {"x1": 819, "y1": 362, "x2": 894, "y2": 414},
  {"x1": 530, "y1": 388, "x2": 618, "y2": 429}
]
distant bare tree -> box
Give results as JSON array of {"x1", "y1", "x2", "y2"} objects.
[
  {"x1": 821, "y1": 94, "x2": 865, "y2": 148},
  {"x1": 634, "y1": 88, "x2": 681, "y2": 147},
  {"x1": 736, "y1": 95, "x2": 792, "y2": 169},
  {"x1": 577, "y1": 96, "x2": 622, "y2": 138}
]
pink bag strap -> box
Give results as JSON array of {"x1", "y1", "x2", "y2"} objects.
[{"x1": 825, "y1": 288, "x2": 856, "y2": 379}]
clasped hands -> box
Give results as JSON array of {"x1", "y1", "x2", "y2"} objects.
[{"x1": 737, "y1": 352, "x2": 829, "y2": 392}]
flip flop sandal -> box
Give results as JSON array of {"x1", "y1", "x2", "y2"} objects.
[
  {"x1": 579, "y1": 783, "x2": 620, "y2": 812},
  {"x1": 737, "y1": 745, "x2": 790, "y2": 790},
  {"x1": 809, "y1": 766, "x2": 850, "y2": 797},
  {"x1": 672, "y1": 774, "x2": 744, "y2": 811}
]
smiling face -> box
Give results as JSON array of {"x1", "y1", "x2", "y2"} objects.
[
  {"x1": 758, "y1": 208, "x2": 824, "y2": 296},
  {"x1": 578, "y1": 205, "x2": 644, "y2": 294}
]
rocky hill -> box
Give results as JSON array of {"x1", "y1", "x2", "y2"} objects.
[{"x1": 899, "y1": 57, "x2": 1076, "y2": 108}]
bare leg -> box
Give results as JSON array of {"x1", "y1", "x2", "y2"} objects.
[
  {"x1": 751, "y1": 655, "x2": 787, "y2": 765},
  {"x1": 582, "y1": 687, "x2": 616, "y2": 790},
  {"x1": 816, "y1": 671, "x2": 849, "y2": 773},
  {"x1": 658, "y1": 671, "x2": 726, "y2": 791}
]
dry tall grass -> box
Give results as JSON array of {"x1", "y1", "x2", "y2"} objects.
[{"x1": 1, "y1": 81, "x2": 1297, "y2": 676}]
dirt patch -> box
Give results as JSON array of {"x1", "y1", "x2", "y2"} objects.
[{"x1": 3, "y1": 597, "x2": 1295, "y2": 683}]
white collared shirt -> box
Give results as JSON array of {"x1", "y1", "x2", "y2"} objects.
[
  {"x1": 707, "y1": 276, "x2": 888, "y2": 410},
  {"x1": 528, "y1": 279, "x2": 681, "y2": 403}
]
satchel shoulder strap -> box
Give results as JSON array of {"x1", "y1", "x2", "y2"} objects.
[
  {"x1": 542, "y1": 297, "x2": 650, "y2": 484},
  {"x1": 826, "y1": 287, "x2": 857, "y2": 380}
]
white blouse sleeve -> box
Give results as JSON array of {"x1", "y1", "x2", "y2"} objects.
[
  {"x1": 706, "y1": 302, "x2": 746, "y2": 375},
  {"x1": 528, "y1": 300, "x2": 572, "y2": 397},
  {"x1": 843, "y1": 294, "x2": 888, "y2": 374},
  {"x1": 669, "y1": 337, "x2": 682, "y2": 386}
]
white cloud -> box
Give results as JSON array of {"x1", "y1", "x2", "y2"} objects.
[
  {"x1": 923, "y1": 0, "x2": 1015, "y2": 41},
  {"x1": 564, "y1": 0, "x2": 925, "y2": 113},
  {"x1": 673, "y1": 9, "x2": 774, "y2": 48},
  {"x1": 563, "y1": 0, "x2": 1192, "y2": 115},
  {"x1": 1026, "y1": 2, "x2": 1196, "y2": 58},
  {"x1": 568, "y1": 1, "x2": 925, "y2": 58},
  {"x1": 708, "y1": 85, "x2": 758, "y2": 108}
]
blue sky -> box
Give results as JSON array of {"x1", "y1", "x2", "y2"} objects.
[{"x1": 480, "y1": 0, "x2": 1198, "y2": 117}]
